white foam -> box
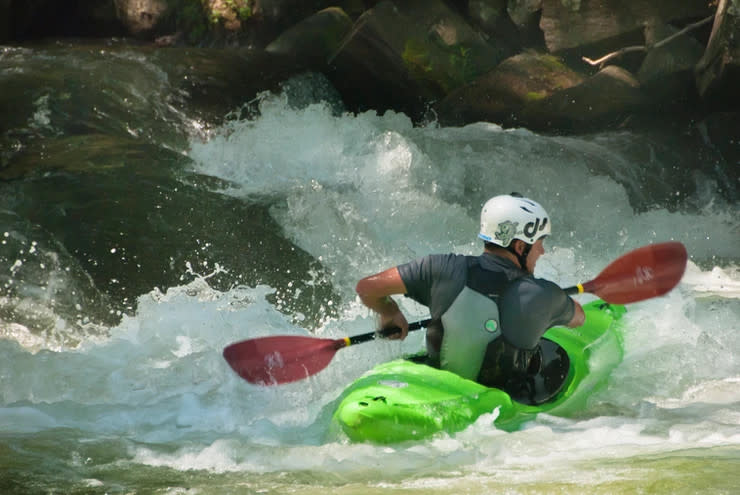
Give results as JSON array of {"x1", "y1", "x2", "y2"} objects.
[{"x1": 683, "y1": 261, "x2": 740, "y2": 299}]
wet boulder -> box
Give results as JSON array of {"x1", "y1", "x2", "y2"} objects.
[
  {"x1": 327, "y1": 0, "x2": 514, "y2": 120},
  {"x1": 695, "y1": 0, "x2": 740, "y2": 109},
  {"x1": 540, "y1": 0, "x2": 712, "y2": 56},
  {"x1": 265, "y1": 7, "x2": 353, "y2": 69},
  {"x1": 636, "y1": 21, "x2": 705, "y2": 108},
  {"x1": 520, "y1": 65, "x2": 651, "y2": 132},
  {"x1": 249, "y1": 0, "x2": 358, "y2": 47},
  {"x1": 114, "y1": 0, "x2": 169, "y2": 38},
  {"x1": 434, "y1": 51, "x2": 584, "y2": 127},
  {"x1": 507, "y1": 0, "x2": 542, "y2": 28},
  {"x1": 466, "y1": 0, "x2": 523, "y2": 51},
  {"x1": 506, "y1": 0, "x2": 545, "y2": 47}
]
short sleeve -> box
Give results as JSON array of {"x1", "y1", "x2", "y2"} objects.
[
  {"x1": 499, "y1": 277, "x2": 575, "y2": 350},
  {"x1": 397, "y1": 255, "x2": 436, "y2": 306},
  {"x1": 397, "y1": 254, "x2": 467, "y2": 318}
]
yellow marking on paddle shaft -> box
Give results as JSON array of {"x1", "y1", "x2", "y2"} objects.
[
  {"x1": 577, "y1": 283, "x2": 584, "y2": 294},
  {"x1": 344, "y1": 336, "x2": 351, "y2": 347}
]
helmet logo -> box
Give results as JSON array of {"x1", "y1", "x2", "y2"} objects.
[
  {"x1": 523, "y1": 217, "x2": 548, "y2": 239},
  {"x1": 495, "y1": 221, "x2": 518, "y2": 246}
]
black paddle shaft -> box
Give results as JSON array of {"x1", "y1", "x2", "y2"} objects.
[{"x1": 347, "y1": 319, "x2": 431, "y2": 346}]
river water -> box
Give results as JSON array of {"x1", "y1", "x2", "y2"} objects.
[{"x1": 1, "y1": 41, "x2": 739, "y2": 494}]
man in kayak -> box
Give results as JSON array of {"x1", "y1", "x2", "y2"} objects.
[{"x1": 355, "y1": 193, "x2": 585, "y2": 404}]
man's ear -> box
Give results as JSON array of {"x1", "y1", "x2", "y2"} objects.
[{"x1": 511, "y1": 239, "x2": 525, "y2": 256}]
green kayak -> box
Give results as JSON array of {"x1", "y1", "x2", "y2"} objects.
[{"x1": 331, "y1": 300, "x2": 625, "y2": 443}]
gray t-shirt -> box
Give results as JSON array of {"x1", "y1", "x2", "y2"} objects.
[{"x1": 398, "y1": 252, "x2": 575, "y2": 350}]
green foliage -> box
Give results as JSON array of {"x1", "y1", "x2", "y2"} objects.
[
  {"x1": 525, "y1": 91, "x2": 547, "y2": 101},
  {"x1": 403, "y1": 38, "x2": 478, "y2": 93},
  {"x1": 447, "y1": 44, "x2": 476, "y2": 88},
  {"x1": 208, "y1": 0, "x2": 253, "y2": 25},
  {"x1": 225, "y1": 0, "x2": 252, "y2": 21},
  {"x1": 537, "y1": 53, "x2": 569, "y2": 72},
  {"x1": 169, "y1": 0, "x2": 210, "y2": 43},
  {"x1": 402, "y1": 38, "x2": 434, "y2": 74},
  {"x1": 165, "y1": 0, "x2": 254, "y2": 43}
]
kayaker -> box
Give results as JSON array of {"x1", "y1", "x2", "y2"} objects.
[{"x1": 355, "y1": 193, "x2": 585, "y2": 404}]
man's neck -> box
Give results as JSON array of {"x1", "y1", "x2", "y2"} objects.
[{"x1": 483, "y1": 246, "x2": 521, "y2": 268}]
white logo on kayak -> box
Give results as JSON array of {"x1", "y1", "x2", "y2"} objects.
[{"x1": 634, "y1": 266, "x2": 654, "y2": 285}]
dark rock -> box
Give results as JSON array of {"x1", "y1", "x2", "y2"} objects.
[
  {"x1": 248, "y1": 0, "x2": 338, "y2": 47},
  {"x1": 114, "y1": 0, "x2": 169, "y2": 39},
  {"x1": 637, "y1": 21, "x2": 705, "y2": 108},
  {"x1": 506, "y1": 0, "x2": 546, "y2": 49},
  {"x1": 434, "y1": 51, "x2": 584, "y2": 126},
  {"x1": 467, "y1": 0, "x2": 524, "y2": 51},
  {"x1": 266, "y1": 7, "x2": 353, "y2": 69},
  {"x1": 508, "y1": 0, "x2": 542, "y2": 26},
  {"x1": 540, "y1": 0, "x2": 712, "y2": 55},
  {"x1": 154, "y1": 31, "x2": 185, "y2": 46},
  {"x1": 1, "y1": 0, "x2": 124, "y2": 42},
  {"x1": 520, "y1": 65, "x2": 651, "y2": 132},
  {"x1": 468, "y1": 0, "x2": 508, "y2": 31},
  {"x1": 327, "y1": 0, "x2": 512, "y2": 120},
  {"x1": 695, "y1": 0, "x2": 740, "y2": 110}
]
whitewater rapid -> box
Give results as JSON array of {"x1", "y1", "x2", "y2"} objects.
[{"x1": 1, "y1": 68, "x2": 738, "y2": 493}]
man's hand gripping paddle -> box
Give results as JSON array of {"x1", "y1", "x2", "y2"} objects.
[{"x1": 223, "y1": 241, "x2": 688, "y2": 385}]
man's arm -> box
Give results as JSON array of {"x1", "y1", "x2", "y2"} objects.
[
  {"x1": 356, "y1": 267, "x2": 410, "y2": 339},
  {"x1": 567, "y1": 300, "x2": 585, "y2": 328},
  {"x1": 500, "y1": 278, "x2": 586, "y2": 349}
]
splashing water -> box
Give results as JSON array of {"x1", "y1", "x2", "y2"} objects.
[{"x1": 1, "y1": 50, "x2": 738, "y2": 493}]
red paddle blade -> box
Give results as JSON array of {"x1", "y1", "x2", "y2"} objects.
[
  {"x1": 582, "y1": 242, "x2": 688, "y2": 304},
  {"x1": 223, "y1": 335, "x2": 344, "y2": 385}
]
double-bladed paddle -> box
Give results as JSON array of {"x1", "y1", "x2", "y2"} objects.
[{"x1": 223, "y1": 241, "x2": 688, "y2": 385}]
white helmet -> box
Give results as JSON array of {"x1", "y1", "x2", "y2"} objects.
[{"x1": 478, "y1": 194, "x2": 550, "y2": 247}]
